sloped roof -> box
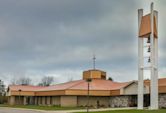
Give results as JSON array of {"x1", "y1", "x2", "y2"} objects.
[
  {"x1": 158, "y1": 78, "x2": 166, "y2": 86},
  {"x1": 36, "y1": 79, "x2": 131, "y2": 91},
  {"x1": 9, "y1": 85, "x2": 45, "y2": 91},
  {"x1": 144, "y1": 78, "x2": 166, "y2": 86},
  {"x1": 9, "y1": 79, "x2": 131, "y2": 92},
  {"x1": 36, "y1": 80, "x2": 84, "y2": 91},
  {"x1": 8, "y1": 78, "x2": 166, "y2": 96},
  {"x1": 67, "y1": 79, "x2": 131, "y2": 90}
]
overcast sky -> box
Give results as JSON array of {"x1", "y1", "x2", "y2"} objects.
[{"x1": 0, "y1": 0, "x2": 166, "y2": 85}]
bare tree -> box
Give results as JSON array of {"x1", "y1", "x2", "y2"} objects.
[
  {"x1": 16, "y1": 77, "x2": 32, "y2": 85},
  {"x1": 10, "y1": 76, "x2": 32, "y2": 85},
  {"x1": 38, "y1": 76, "x2": 54, "y2": 86}
]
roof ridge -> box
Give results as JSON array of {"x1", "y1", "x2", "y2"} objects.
[
  {"x1": 9, "y1": 85, "x2": 46, "y2": 87},
  {"x1": 50, "y1": 80, "x2": 82, "y2": 86},
  {"x1": 121, "y1": 81, "x2": 135, "y2": 89},
  {"x1": 66, "y1": 80, "x2": 85, "y2": 90}
]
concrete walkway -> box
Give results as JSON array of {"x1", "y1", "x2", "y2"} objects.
[
  {"x1": 0, "y1": 107, "x2": 43, "y2": 113},
  {"x1": 0, "y1": 107, "x2": 136, "y2": 113},
  {"x1": 42, "y1": 107, "x2": 136, "y2": 113}
]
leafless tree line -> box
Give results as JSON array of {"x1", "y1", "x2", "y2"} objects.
[{"x1": 10, "y1": 76, "x2": 55, "y2": 86}]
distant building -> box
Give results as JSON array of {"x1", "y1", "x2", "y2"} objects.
[{"x1": 6, "y1": 69, "x2": 166, "y2": 108}]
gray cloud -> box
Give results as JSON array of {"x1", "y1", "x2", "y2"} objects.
[{"x1": 0, "y1": 0, "x2": 165, "y2": 85}]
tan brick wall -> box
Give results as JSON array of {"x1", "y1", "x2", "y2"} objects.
[
  {"x1": 77, "y1": 96, "x2": 110, "y2": 107},
  {"x1": 23, "y1": 97, "x2": 27, "y2": 105},
  {"x1": 34, "y1": 97, "x2": 38, "y2": 105},
  {"x1": 46, "y1": 96, "x2": 50, "y2": 105},
  {"x1": 15, "y1": 96, "x2": 24, "y2": 105},
  {"x1": 60, "y1": 96, "x2": 77, "y2": 107},
  {"x1": 37, "y1": 97, "x2": 40, "y2": 105},
  {"x1": 9, "y1": 96, "x2": 24, "y2": 105},
  {"x1": 42, "y1": 96, "x2": 45, "y2": 105},
  {"x1": 52, "y1": 96, "x2": 60, "y2": 106},
  {"x1": 9, "y1": 96, "x2": 15, "y2": 105}
]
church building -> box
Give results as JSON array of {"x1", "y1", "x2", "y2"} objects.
[
  {"x1": 6, "y1": 2, "x2": 166, "y2": 109},
  {"x1": 6, "y1": 68, "x2": 166, "y2": 108}
]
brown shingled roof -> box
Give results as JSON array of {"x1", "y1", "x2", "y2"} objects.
[
  {"x1": 35, "y1": 79, "x2": 131, "y2": 91},
  {"x1": 36, "y1": 80, "x2": 84, "y2": 91},
  {"x1": 8, "y1": 78, "x2": 166, "y2": 96},
  {"x1": 144, "y1": 78, "x2": 166, "y2": 93},
  {"x1": 144, "y1": 78, "x2": 166, "y2": 86},
  {"x1": 67, "y1": 79, "x2": 131, "y2": 90},
  {"x1": 9, "y1": 85, "x2": 45, "y2": 91},
  {"x1": 8, "y1": 79, "x2": 132, "y2": 96}
]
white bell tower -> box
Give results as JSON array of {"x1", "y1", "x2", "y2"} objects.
[{"x1": 138, "y1": 2, "x2": 158, "y2": 110}]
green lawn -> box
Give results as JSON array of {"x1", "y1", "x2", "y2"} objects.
[
  {"x1": 0, "y1": 104, "x2": 85, "y2": 110},
  {"x1": 1, "y1": 104, "x2": 166, "y2": 113},
  {"x1": 76, "y1": 109, "x2": 166, "y2": 113}
]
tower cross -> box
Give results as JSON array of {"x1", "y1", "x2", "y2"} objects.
[{"x1": 93, "y1": 55, "x2": 96, "y2": 70}]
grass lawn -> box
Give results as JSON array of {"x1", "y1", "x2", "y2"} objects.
[
  {"x1": 0, "y1": 104, "x2": 85, "y2": 110},
  {"x1": 75, "y1": 109, "x2": 166, "y2": 113}
]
